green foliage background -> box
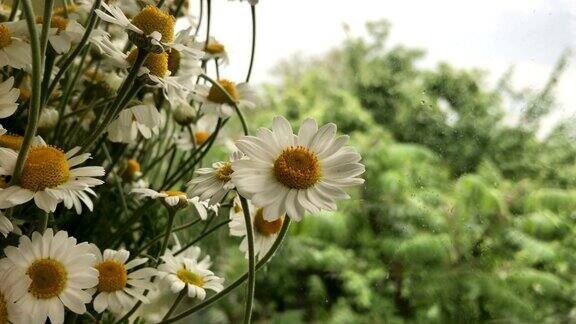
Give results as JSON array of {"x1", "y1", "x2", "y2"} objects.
[{"x1": 216, "y1": 21, "x2": 576, "y2": 323}]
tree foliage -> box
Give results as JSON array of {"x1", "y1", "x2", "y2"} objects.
[{"x1": 231, "y1": 20, "x2": 576, "y2": 323}]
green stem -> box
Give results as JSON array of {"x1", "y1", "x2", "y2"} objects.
[
  {"x1": 135, "y1": 218, "x2": 201, "y2": 256},
  {"x1": 79, "y1": 50, "x2": 148, "y2": 153},
  {"x1": 174, "y1": 219, "x2": 231, "y2": 256},
  {"x1": 204, "y1": 0, "x2": 211, "y2": 51},
  {"x1": 38, "y1": 212, "x2": 49, "y2": 233},
  {"x1": 8, "y1": 0, "x2": 20, "y2": 21},
  {"x1": 45, "y1": 0, "x2": 102, "y2": 102},
  {"x1": 158, "y1": 208, "x2": 177, "y2": 264},
  {"x1": 162, "y1": 288, "x2": 187, "y2": 321},
  {"x1": 240, "y1": 196, "x2": 256, "y2": 324},
  {"x1": 160, "y1": 218, "x2": 291, "y2": 324},
  {"x1": 245, "y1": 5, "x2": 256, "y2": 83},
  {"x1": 11, "y1": 0, "x2": 42, "y2": 185},
  {"x1": 40, "y1": 0, "x2": 54, "y2": 64},
  {"x1": 157, "y1": 0, "x2": 166, "y2": 8}
]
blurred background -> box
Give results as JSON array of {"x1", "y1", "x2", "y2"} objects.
[
  {"x1": 26, "y1": 0, "x2": 576, "y2": 322},
  {"x1": 193, "y1": 1, "x2": 576, "y2": 323}
]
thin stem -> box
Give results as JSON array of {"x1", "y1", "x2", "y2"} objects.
[
  {"x1": 8, "y1": 0, "x2": 20, "y2": 21},
  {"x1": 193, "y1": 0, "x2": 204, "y2": 38},
  {"x1": 174, "y1": 0, "x2": 187, "y2": 17},
  {"x1": 162, "y1": 288, "x2": 187, "y2": 321},
  {"x1": 199, "y1": 74, "x2": 249, "y2": 135},
  {"x1": 240, "y1": 196, "x2": 256, "y2": 324},
  {"x1": 157, "y1": 0, "x2": 166, "y2": 8},
  {"x1": 11, "y1": 0, "x2": 42, "y2": 185},
  {"x1": 40, "y1": 0, "x2": 55, "y2": 64},
  {"x1": 45, "y1": 0, "x2": 102, "y2": 102},
  {"x1": 38, "y1": 212, "x2": 49, "y2": 233},
  {"x1": 102, "y1": 145, "x2": 129, "y2": 219},
  {"x1": 79, "y1": 50, "x2": 148, "y2": 153},
  {"x1": 158, "y1": 208, "x2": 178, "y2": 263},
  {"x1": 204, "y1": 0, "x2": 211, "y2": 51},
  {"x1": 135, "y1": 218, "x2": 201, "y2": 256},
  {"x1": 174, "y1": 219, "x2": 231, "y2": 256},
  {"x1": 245, "y1": 5, "x2": 256, "y2": 83},
  {"x1": 161, "y1": 218, "x2": 291, "y2": 324}
]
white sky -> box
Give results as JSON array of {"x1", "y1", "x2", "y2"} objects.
[{"x1": 191, "y1": 0, "x2": 576, "y2": 130}]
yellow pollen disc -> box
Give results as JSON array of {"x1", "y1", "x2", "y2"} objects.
[
  {"x1": 53, "y1": 4, "x2": 77, "y2": 17},
  {"x1": 205, "y1": 41, "x2": 225, "y2": 55},
  {"x1": 84, "y1": 68, "x2": 104, "y2": 82},
  {"x1": 233, "y1": 203, "x2": 243, "y2": 214},
  {"x1": 0, "y1": 176, "x2": 7, "y2": 189},
  {"x1": 167, "y1": 49, "x2": 181, "y2": 74},
  {"x1": 176, "y1": 269, "x2": 204, "y2": 287},
  {"x1": 95, "y1": 260, "x2": 128, "y2": 293},
  {"x1": 21, "y1": 146, "x2": 70, "y2": 191},
  {"x1": 207, "y1": 79, "x2": 239, "y2": 104},
  {"x1": 0, "y1": 24, "x2": 12, "y2": 49},
  {"x1": 215, "y1": 162, "x2": 233, "y2": 182},
  {"x1": 27, "y1": 259, "x2": 67, "y2": 299},
  {"x1": 161, "y1": 190, "x2": 186, "y2": 197},
  {"x1": 127, "y1": 49, "x2": 168, "y2": 77},
  {"x1": 195, "y1": 131, "x2": 210, "y2": 145},
  {"x1": 0, "y1": 134, "x2": 23, "y2": 150},
  {"x1": 254, "y1": 208, "x2": 284, "y2": 236},
  {"x1": 19, "y1": 86, "x2": 31, "y2": 102},
  {"x1": 36, "y1": 16, "x2": 68, "y2": 31},
  {"x1": 132, "y1": 5, "x2": 175, "y2": 43},
  {"x1": 0, "y1": 292, "x2": 8, "y2": 324},
  {"x1": 274, "y1": 146, "x2": 321, "y2": 189}
]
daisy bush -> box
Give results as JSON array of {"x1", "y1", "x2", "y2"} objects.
[{"x1": 0, "y1": 0, "x2": 364, "y2": 323}]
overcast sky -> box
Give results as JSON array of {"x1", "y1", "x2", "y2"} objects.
[{"x1": 192, "y1": 0, "x2": 575, "y2": 130}]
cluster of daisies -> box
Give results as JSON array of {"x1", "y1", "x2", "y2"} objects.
[{"x1": 0, "y1": 0, "x2": 364, "y2": 323}]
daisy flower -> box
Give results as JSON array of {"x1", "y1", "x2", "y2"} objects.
[
  {"x1": 193, "y1": 79, "x2": 258, "y2": 117},
  {"x1": 35, "y1": 16, "x2": 86, "y2": 54},
  {"x1": 196, "y1": 36, "x2": 229, "y2": 65},
  {"x1": 131, "y1": 188, "x2": 208, "y2": 218},
  {"x1": 0, "y1": 22, "x2": 32, "y2": 70},
  {"x1": 229, "y1": 197, "x2": 284, "y2": 260},
  {"x1": 232, "y1": 116, "x2": 365, "y2": 221},
  {"x1": 2, "y1": 229, "x2": 98, "y2": 324},
  {"x1": 0, "y1": 77, "x2": 19, "y2": 119},
  {"x1": 90, "y1": 247, "x2": 157, "y2": 314},
  {"x1": 157, "y1": 249, "x2": 224, "y2": 300},
  {"x1": 0, "y1": 209, "x2": 16, "y2": 237},
  {"x1": 0, "y1": 263, "x2": 24, "y2": 324},
  {"x1": 176, "y1": 113, "x2": 219, "y2": 150},
  {"x1": 107, "y1": 104, "x2": 162, "y2": 144},
  {"x1": 0, "y1": 144, "x2": 105, "y2": 213},
  {"x1": 187, "y1": 151, "x2": 243, "y2": 206}
]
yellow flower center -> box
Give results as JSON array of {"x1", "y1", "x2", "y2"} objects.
[
  {"x1": 273, "y1": 146, "x2": 321, "y2": 189},
  {"x1": 36, "y1": 16, "x2": 69, "y2": 32},
  {"x1": 195, "y1": 131, "x2": 210, "y2": 145},
  {"x1": 53, "y1": 4, "x2": 77, "y2": 17},
  {"x1": 127, "y1": 49, "x2": 168, "y2": 77},
  {"x1": 162, "y1": 190, "x2": 186, "y2": 197},
  {"x1": 233, "y1": 203, "x2": 243, "y2": 214},
  {"x1": 27, "y1": 259, "x2": 67, "y2": 299},
  {"x1": 0, "y1": 24, "x2": 12, "y2": 49},
  {"x1": 0, "y1": 176, "x2": 7, "y2": 189},
  {"x1": 19, "y1": 86, "x2": 31, "y2": 102},
  {"x1": 205, "y1": 41, "x2": 225, "y2": 55},
  {"x1": 95, "y1": 260, "x2": 128, "y2": 293},
  {"x1": 21, "y1": 146, "x2": 70, "y2": 191},
  {"x1": 167, "y1": 49, "x2": 181, "y2": 75},
  {"x1": 160, "y1": 190, "x2": 188, "y2": 208},
  {"x1": 0, "y1": 134, "x2": 23, "y2": 150},
  {"x1": 122, "y1": 159, "x2": 141, "y2": 182},
  {"x1": 131, "y1": 5, "x2": 175, "y2": 43},
  {"x1": 207, "y1": 79, "x2": 239, "y2": 104},
  {"x1": 0, "y1": 292, "x2": 8, "y2": 324},
  {"x1": 254, "y1": 208, "x2": 284, "y2": 236},
  {"x1": 176, "y1": 269, "x2": 204, "y2": 287},
  {"x1": 215, "y1": 162, "x2": 233, "y2": 182},
  {"x1": 84, "y1": 68, "x2": 104, "y2": 82}
]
